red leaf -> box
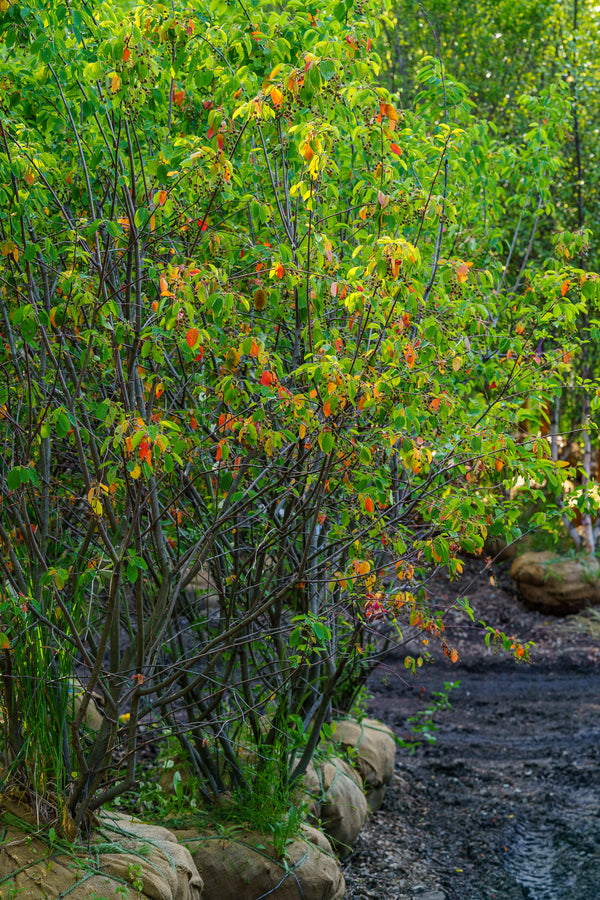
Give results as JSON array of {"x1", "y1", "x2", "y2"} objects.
[
  {"x1": 187, "y1": 328, "x2": 199, "y2": 349},
  {"x1": 390, "y1": 142, "x2": 402, "y2": 156},
  {"x1": 260, "y1": 371, "x2": 273, "y2": 386}
]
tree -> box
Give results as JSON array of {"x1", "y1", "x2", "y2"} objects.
[{"x1": 0, "y1": 0, "x2": 584, "y2": 833}]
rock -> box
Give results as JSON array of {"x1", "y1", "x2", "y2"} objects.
[
  {"x1": 0, "y1": 806, "x2": 204, "y2": 900},
  {"x1": 330, "y1": 717, "x2": 397, "y2": 811},
  {"x1": 303, "y1": 756, "x2": 368, "y2": 857},
  {"x1": 510, "y1": 551, "x2": 600, "y2": 615},
  {"x1": 178, "y1": 824, "x2": 345, "y2": 900}
]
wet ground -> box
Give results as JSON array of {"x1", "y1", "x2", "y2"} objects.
[{"x1": 343, "y1": 558, "x2": 600, "y2": 899}]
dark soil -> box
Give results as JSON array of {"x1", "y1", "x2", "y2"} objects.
[{"x1": 343, "y1": 557, "x2": 600, "y2": 900}]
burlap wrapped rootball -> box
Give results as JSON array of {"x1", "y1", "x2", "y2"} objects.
[
  {"x1": 303, "y1": 756, "x2": 368, "y2": 857},
  {"x1": 0, "y1": 804, "x2": 203, "y2": 900},
  {"x1": 177, "y1": 824, "x2": 345, "y2": 900},
  {"x1": 331, "y1": 717, "x2": 396, "y2": 811},
  {"x1": 510, "y1": 551, "x2": 600, "y2": 615}
]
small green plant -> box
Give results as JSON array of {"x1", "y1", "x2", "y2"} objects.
[
  {"x1": 399, "y1": 681, "x2": 460, "y2": 753},
  {"x1": 127, "y1": 862, "x2": 144, "y2": 894}
]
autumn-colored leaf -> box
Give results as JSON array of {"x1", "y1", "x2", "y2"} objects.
[
  {"x1": 331, "y1": 281, "x2": 338, "y2": 297},
  {"x1": 274, "y1": 263, "x2": 284, "y2": 279},
  {"x1": 260, "y1": 370, "x2": 273, "y2": 386},
  {"x1": 111, "y1": 73, "x2": 121, "y2": 93},
  {"x1": 449, "y1": 648, "x2": 459, "y2": 664},
  {"x1": 390, "y1": 142, "x2": 402, "y2": 156},
  {"x1": 495, "y1": 457, "x2": 504, "y2": 472},
  {"x1": 404, "y1": 343, "x2": 416, "y2": 370},
  {"x1": 365, "y1": 496, "x2": 374, "y2": 514},
  {"x1": 456, "y1": 261, "x2": 471, "y2": 283},
  {"x1": 25, "y1": 169, "x2": 35, "y2": 186},
  {"x1": 158, "y1": 190, "x2": 167, "y2": 206},
  {"x1": 515, "y1": 322, "x2": 524, "y2": 335},
  {"x1": 123, "y1": 46, "x2": 130, "y2": 62},
  {"x1": 0, "y1": 632, "x2": 9, "y2": 651},
  {"x1": 452, "y1": 356, "x2": 462, "y2": 372},
  {"x1": 430, "y1": 397, "x2": 440, "y2": 412},
  {"x1": 254, "y1": 288, "x2": 267, "y2": 310},
  {"x1": 155, "y1": 382, "x2": 164, "y2": 398},
  {"x1": 160, "y1": 275, "x2": 173, "y2": 297},
  {"x1": 323, "y1": 400, "x2": 331, "y2": 417},
  {"x1": 561, "y1": 279, "x2": 570, "y2": 296},
  {"x1": 190, "y1": 415, "x2": 198, "y2": 431},
  {"x1": 270, "y1": 86, "x2": 284, "y2": 107},
  {"x1": 302, "y1": 143, "x2": 314, "y2": 162},
  {"x1": 186, "y1": 327, "x2": 199, "y2": 349}
]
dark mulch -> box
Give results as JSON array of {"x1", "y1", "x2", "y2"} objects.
[{"x1": 343, "y1": 556, "x2": 600, "y2": 900}]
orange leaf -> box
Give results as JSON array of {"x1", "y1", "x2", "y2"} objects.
[
  {"x1": 302, "y1": 143, "x2": 314, "y2": 162},
  {"x1": 274, "y1": 263, "x2": 284, "y2": 279},
  {"x1": 323, "y1": 400, "x2": 331, "y2": 417},
  {"x1": 187, "y1": 328, "x2": 199, "y2": 349},
  {"x1": 158, "y1": 190, "x2": 167, "y2": 206},
  {"x1": 404, "y1": 343, "x2": 416, "y2": 370},
  {"x1": 515, "y1": 322, "x2": 524, "y2": 335},
  {"x1": 123, "y1": 46, "x2": 130, "y2": 62},
  {"x1": 456, "y1": 262, "x2": 470, "y2": 283},
  {"x1": 111, "y1": 73, "x2": 121, "y2": 93},
  {"x1": 449, "y1": 648, "x2": 459, "y2": 664},
  {"x1": 365, "y1": 496, "x2": 374, "y2": 514},
  {"x1": 160, "y1": 274, "x2": 173, "y2": 297},
  {"x1": 155, "y1": 382, "x2": 164, "y2": 398},
  {"x1": 430, "y1": 397, "x2": 440, "y2": 412},
  {"x1": 390, "y1": 142, "x2": 402, "y2": 156},
  {"x1": 190, "y1": 415, "x2": 198, "y2": 430},
  {"x1": 495, "y1": 458, "x2": 504, "y2": 472},
  {"x1": 270, "y1": 86, "x2": 284, "y2": 107},
  {"x1": 561, "y1": 280, "x2": 570, "y2": 296}
]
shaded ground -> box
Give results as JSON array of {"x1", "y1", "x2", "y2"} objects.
[{"x1": 343, "y1": 557, "x2": 600, "y2": 899}]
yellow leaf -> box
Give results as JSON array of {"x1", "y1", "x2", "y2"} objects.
[
  {"x1": 111, "y1": 73, "x2": 121, "y2": 93},
  {"x1": 452, "y1": 356, "x2": 462, "y2": 372},
  {"x1": 299, "y1": 422, "x2": 306, "y2": 439},
  {"x1": 131, "y1": 464, "x2": 142, "y2": 479}
]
